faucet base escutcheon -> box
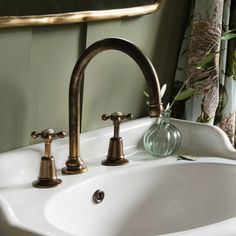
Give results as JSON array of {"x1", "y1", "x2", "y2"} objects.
[
  {"x1": 33, "y1": 178, "x2": 62, "y2": 188},
  {"x1": 102, "y1": 158, "x2": 129, "y2": 166},
  {"x1": 62, "y1": 157, "x2": 87, "y2": 175},
  {"x1": 102, "y1": 137, "x2": 129, "y2": 166},
  {"x1": 33, "y1": 156, "x2": 62, "y2": 188}
]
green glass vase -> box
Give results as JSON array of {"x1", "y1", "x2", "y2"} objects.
[{"x1": 143, "y1": 111, "x2": 181, "y2": 157}]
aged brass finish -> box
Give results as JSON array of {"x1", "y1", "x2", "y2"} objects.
[
  {"x1": 62, "y1": 157, "x2": 87, "y2": 175},
  {"x1": 102, "y1": 112, "x2": 133, "y2": 166},
  {"x1": 31, "y1": 129, "x2": 65, "y2": 188},
  {"x1": 0, "y1": 0, "x2": 162, "y2": 29},
  {"x1": 62, "y1": 37, "x2": 163, "y2": 175}
]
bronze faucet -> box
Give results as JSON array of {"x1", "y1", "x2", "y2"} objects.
[{"x1": 62, "y1": 38, "x2": 163, "y2": 175}]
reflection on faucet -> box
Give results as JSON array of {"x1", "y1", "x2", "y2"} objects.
[{"x1": 62, "y1": 37, "x2": 163, "y2": 175}]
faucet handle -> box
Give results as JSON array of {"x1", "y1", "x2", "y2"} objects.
[
  {"x1": 101, "y1": 112, "x2": 133, "y2": 166},
  {"x1": 31, "y1": 128, "x2": 65, "y2": 188},
  {"x1": 31, "y1": 129, "x2": 65, "y2": 141},
  {"x1": 102, "y1": 112, "x2": 133, "y2": 124},
  {"x1": 31, "y1": 129, "x2": 65, "y2": 158},
  {"x1": 102, "y1": 112, "x2": 133, "y2": 138}
]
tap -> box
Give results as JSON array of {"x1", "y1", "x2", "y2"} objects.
[
  {"x1": 101, "y1": 112, "x2": 133, "y2": 166},
  {"x1": 62, "y1": 37, "x2": 163, "y2": 175},
  {"x1": 31, "y1": 129, "x2": 65, "y2": 188}
]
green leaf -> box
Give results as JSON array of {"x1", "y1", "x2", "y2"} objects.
[
  {"x1": 231, "y1": 53, "x2": 236, "y2": 81},
  {"x1": 165, "y1": 103, "x2": 170, "y2": 111},
  {"x1": 221, "y1": 33, "x2": 236, "y2": 40},
  {"x1": 191, "y1": 75, "x2": 209, "y2": 83},
  {"x1": 175, "y1": 88, "x2": 196, "y2": 101},
  {"x1": 160, "y1": 84, "x2": 167, "y2": 98},
  {"x1": 221, "y1": 29, "x2": 236, "y2": 40},
  {"x1": 143, "y1": 90, "x2": 149, "y2": 98},
  {"x1": 196, "y1": 53, "x2": 216, "y2": 69}
]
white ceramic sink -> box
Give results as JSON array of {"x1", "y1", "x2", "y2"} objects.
[
  {"x1": 1, "y1": 117, "x2": 236, "y2": 236},
  {"x1": 45, "y1": 161, "x2": 236, "y2": 236}
]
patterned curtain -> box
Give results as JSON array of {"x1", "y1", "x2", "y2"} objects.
[{"x1": 172, "y1": 0, "x2": 236, "y2": 147}]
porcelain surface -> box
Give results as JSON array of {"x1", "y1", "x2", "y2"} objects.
[{"x1": 1, "y1": 117, "x2": 236, "y2": 236}]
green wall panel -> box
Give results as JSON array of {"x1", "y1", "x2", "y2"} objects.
[
  {"x1": 0, "y1": 0, "x2": 190, "y2": 152},
  {"x1": 0, "y1": 28, "x2": 32, "y2": 151},
  {"x1": 82, "y1": 0, "x2": 190, "y2": 132},
  {"x1": 29, "y1": 25, "x2": 81, "y2": 138},
  {"x1": 0, "y1": 25, "x2": 82, "y2": 152}
]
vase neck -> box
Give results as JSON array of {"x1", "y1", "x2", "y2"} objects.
[{"x1": 161, "y1": 110, "x2": 171, "y2": 122}]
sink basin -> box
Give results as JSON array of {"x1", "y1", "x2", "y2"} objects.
[
  {"x1": 45, "y1": 161, "x2": 236, "y2": 236},
  {"x1": 1, "y1": 117, "x2": 236, "y2": 236}
]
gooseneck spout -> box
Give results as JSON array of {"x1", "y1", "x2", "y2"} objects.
[{"x1": 62, "y1": 38, "x2": 163, "y2": 175}]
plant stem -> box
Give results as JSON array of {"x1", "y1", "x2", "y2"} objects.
[
  {"x1": 164, "y1": 29, "x2": 235, "y2": 113},
  {"x1": 167, "y1": 67, "x2": 199, "y2": 111}
]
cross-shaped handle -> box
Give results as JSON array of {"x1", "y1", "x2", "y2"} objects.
[
  {"x1": 102, "y1": 112, "x2": 133, "y2": 138},
  {"x1": 31, "y1": 129, "x2": 65, "y2": 158}
]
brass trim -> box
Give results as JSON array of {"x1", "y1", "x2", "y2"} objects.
[
  {"x1": 0, "y1": 0, "x2": 162, "y2": 29},
  {"x1": 32, "y1": 157, "x2": 62, "y2": 188},
  {"x1": 101, "y1": 112, "x2": 133, "y2": 166},
  {"x1": 62, "y1": 157, "x2": 87, "y2": 175},
  {"x1": 31, "y1": 129, "x2": 65, "y2": 188},
  {"x1": 32, "y1": 179, "x2": 62, "y2": 188},
  {"x1": 62, "y1": 37, "x2": 163, "y2": 175}
]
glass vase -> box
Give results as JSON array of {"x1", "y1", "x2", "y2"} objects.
[{"x1": 143, "y1": 110, "x2": 181, "y2": 157}]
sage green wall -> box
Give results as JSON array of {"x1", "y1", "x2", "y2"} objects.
[
  {"x1": 0, "y1": 25, "x2": 81, "y2": 151},
  {"x1": 82, "y1": 0, "x2": 190, "y2": 131},
  {"x1": 0, "y1": 0, "x2": 189, "y2": 152}
]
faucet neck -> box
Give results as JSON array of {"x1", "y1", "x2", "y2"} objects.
[{"x1": 64, "y1": 38, "x2": 163, "y2": 174}]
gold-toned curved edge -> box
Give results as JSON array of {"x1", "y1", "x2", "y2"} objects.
[{"x1": 0, "y1": 0, "x2": 162, "y2": 29}]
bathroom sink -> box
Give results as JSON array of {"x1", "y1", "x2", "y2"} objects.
[
  {"x1": 1, "y1": 117, "x2": 236, "y2": 236},
  {"x1": 45, "y1": 161, "x2": 236, "y2": 236}
]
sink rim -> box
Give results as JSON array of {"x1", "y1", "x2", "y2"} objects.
[
  {"x1": 1, "y1": 117, "x2": 236, "y2": 236},
  {"x1": 43, "y1": 157, "x2": 236, "y2": 236},
  {"x1": 2, "y1": 156, "x2": 236, "y2": 236}
]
